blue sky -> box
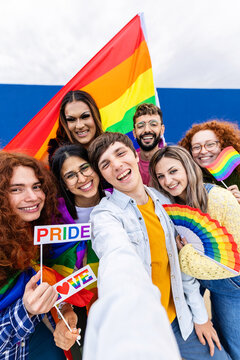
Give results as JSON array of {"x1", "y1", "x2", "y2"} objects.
[{"x1": 1, "y1": 0, "x2": 240, "y2": 88}]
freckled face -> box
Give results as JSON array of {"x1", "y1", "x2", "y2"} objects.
[
  {"x1": 65, "y1": 101, "x2": 97, "y2": 148},
  {"x1": 8, "y1": 166, "x2": 45, "y2": 222},
  {"x1": 191, "y1": 130, "x2": 221, "y2": 167}
]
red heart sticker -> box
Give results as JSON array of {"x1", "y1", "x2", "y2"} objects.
[{"x1": 56, "y1": 282, "x2": 70, "y2": 295}]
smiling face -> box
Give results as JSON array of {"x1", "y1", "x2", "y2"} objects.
[
  {"x1": 98, "y1": 142, "x2": 142, "y2": 196},
  {"x1": 65, "y1": 101, "x2": 97, "y2": 148},
  {"x1": 133, "y1": 114, "x2": 164, "y2": 152},
  {"x1": 155, "y1": 157, "x2": 188, "y2": 201},
  {"x1": 191, "y1": 130, "x2": 221, "y2": 167},
  {"x1": 8, "y1": 166, "x2": 46, "y2": 222},
  {"x1": 61, "y1": 156, "x2": 100, "y2": 207}
]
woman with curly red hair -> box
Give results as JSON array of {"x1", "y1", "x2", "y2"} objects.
[
  {"x1": 0, "y1": 152, "x2": 73, "y2": 360},
  {"x1": 179, "y1": 119, "x2": 240, "y2": 203}
]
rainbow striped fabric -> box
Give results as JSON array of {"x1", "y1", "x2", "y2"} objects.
[
  {"x1": 4, "y1": 13, "x2": 157, "y2": 160},
  {"x1": 205, "y1": 146, "x2": 240, "y2": 181},
  {"x1": 163, "y1": 204, "x2": 240, "y2": 274},
  {"x1": 0, "y1": 265, "x2": 92, "y2": 311}
]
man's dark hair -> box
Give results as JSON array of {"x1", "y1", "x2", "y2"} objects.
[{"x1": 133, "y1": 103, "x2": 163, "y2": 126}]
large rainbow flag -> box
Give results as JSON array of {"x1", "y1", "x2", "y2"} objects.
[
  {"x1": 205, "y1": 146, "x2": 240, "y2": 181},
  {"x1": 4, "y1": 13, "x2": 157, "y2": 160}
]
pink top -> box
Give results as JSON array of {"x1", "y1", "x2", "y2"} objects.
[{"x1": 137, "y1": 137, "x2": 165, "y2": 186}]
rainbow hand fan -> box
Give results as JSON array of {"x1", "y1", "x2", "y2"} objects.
[{"x1": 163, "y1": 204, "x2": 240, "y2": 274}]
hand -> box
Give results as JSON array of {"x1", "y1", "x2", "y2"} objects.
[
  {"x1": 53, "y1": 307, "x2": 80, "y2": 351},
  {"x1": 176, "y1": 235, "x2": 188, "y2": 251},
  {"x1": 227, "y1": 185, "x2": 240, "y2": 204},
  {"x1": 23, "y1": 271, "x2": 58, "y2": 317},
  {"x1": 194, "y1": 319, "x2": 221, "y2": 356}
]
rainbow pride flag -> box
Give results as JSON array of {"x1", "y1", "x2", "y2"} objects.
[
  {"x1": 4, "y1": 13, "x2": 157, "y2": 160},
  {"x1": 0, "y1": 266, "x2": 92, "y2": 311},
  {"x1": 205, "y1": 146, "x2": 240, "y2": 181}
]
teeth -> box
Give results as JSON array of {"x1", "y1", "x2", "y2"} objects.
[
  {"x1": 77, "y1": 130, "x2": 88, "y2": 135},
  {"x1": 117, "y1": 170, "x2": 130, "y2": 180},
  {"x1": 143, "y1": 136, "x2": 153, "y2": 139},
  {"x1": 80, "y1": 181, "x2": 92, "y2": 190},
  {"x1": 168, "y1": 184, "x2": 178, "y2": 189},
  {"x1": 199, "y1": 156, "x2": 211, "y2": 160},
  {"x1": 21, "y1": 205, "x2": 38, "y2": 211}
]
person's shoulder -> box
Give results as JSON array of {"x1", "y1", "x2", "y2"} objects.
[
  {"x1": 209, "y1": 184, "x2": 239, "y2": 207},
  {"x1": 92, "y1": 194, "x2": 119, "y2": 213},
  {"x1": 210, "y1": 184, "x2": 231, "y2": 197}
]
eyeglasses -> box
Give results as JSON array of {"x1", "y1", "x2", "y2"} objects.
[
  {"x1": 135, "y1": 119, "x2": 162, "y2": 130},
  {"x1": 63, "y1": 163, "x2": 93, "y2": 185},
  {"x1": 191, "y1": 141, "x2": 220, "y2": 154}
]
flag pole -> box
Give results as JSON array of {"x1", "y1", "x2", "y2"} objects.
[{"x1": 221, "y1": 180, "x2": 228, "y2": 189}]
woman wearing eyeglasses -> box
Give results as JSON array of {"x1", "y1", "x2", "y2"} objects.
[
  {"x1": 179, "y1": 120, "x2": 240, "y2": 203},
  {"x1": 50, "y1": 144, "x2": 105, "y2": 356}
]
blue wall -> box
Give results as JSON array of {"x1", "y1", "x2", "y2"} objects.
[
  {"x1": 157, "y1": 88, "x2": 240, "y2": 144},
  {"x1": 0, "y1": 84, "x2": 61, "y2": 147},
  {"x1": 0, "y1": 84, "x2": 239, "y2": 148}
]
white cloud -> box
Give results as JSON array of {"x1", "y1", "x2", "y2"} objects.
[{"x1": 0, "y1": 0, "x2": 240, "y2": 88}]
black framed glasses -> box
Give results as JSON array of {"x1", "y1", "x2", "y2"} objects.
[
  {"x1": 63, "y1": 163, "x2": 93, "y2": 185},
  {"x1": 191, "y1": 141, "x2": 220, "y2": 154}
]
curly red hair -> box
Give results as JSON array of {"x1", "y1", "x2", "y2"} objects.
[
  {"x1": 0, "y1": 152, "x2": 60, "y2": 285},
  {"x1": 179, "y1": 119, "x2": 240, "y2": 175}
]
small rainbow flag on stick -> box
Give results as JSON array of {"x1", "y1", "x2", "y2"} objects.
[
  {"x1": 205, "y1": 146, "x2": 240, "y2": 181},
  {"x1": 4, "y1": 13, "x2": 157, "y2": 160}
]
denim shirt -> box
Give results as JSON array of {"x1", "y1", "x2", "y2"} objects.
[{"x1": 90, "y1": 186, "x2": 208, "y2": 340}]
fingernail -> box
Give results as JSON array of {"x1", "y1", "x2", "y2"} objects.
[
  {"x1": 78, "y1": 328, "x2": 81, "y2": 334},
  {"x1": 77, "y1": 335, "x2": 81, "y2": 341}
]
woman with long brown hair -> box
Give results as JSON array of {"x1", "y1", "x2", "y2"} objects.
[{"x1": 150, "y1": 145, "x2": 240, "y2": 360}]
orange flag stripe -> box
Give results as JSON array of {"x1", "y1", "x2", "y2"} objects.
[{"x1": 82, "y1": 40, "x2": 151, "y2": 108}]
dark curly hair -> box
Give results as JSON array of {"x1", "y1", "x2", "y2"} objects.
[
  {"x1": 179, "y1": 119, "x2": 240, "y2": 175},
  {"x1": 133, "y1": 103, "x2": 163, "y2": 126},
  {"x1": 0, "y1": 151, "x2": 60, "y2": 286}
]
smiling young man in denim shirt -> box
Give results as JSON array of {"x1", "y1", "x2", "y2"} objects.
[{"x1": 88, "y1": 132, "x2": 231, "y2": 360}]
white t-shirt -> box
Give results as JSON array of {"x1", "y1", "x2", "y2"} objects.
[{"x1": 75, "y1": 206, "x2": 94, "y2": 224}]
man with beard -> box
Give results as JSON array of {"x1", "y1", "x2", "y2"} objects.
[{"x1": 133, "y1": 103, "x2": 165, "y2": 185}]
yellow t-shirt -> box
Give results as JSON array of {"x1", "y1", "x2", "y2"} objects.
[{"x1": 138, "y1": 196, "x2": 176, "y2": 323}]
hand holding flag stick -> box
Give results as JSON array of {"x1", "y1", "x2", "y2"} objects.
[
  {"x1": 55, "y1": 305, "x2": 81, "y2": 347},
  {"x1": 33, "y1": 224, "x2": 93, "y2": 347}
]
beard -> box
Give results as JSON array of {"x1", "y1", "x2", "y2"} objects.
[{"x1": 136, "y1": 132, "x2": 161, "y2": 152}]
